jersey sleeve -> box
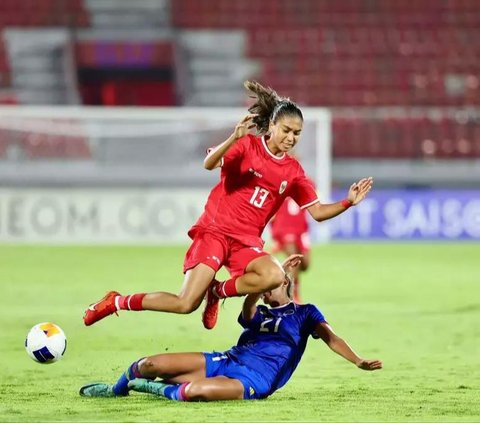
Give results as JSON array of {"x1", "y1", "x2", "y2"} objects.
[
  {"x1": 223, "y1": 135, "x2": 249, "y2": 168},
  {"x1": 289, "y1": 171, "x2": 319, "y2": 210},
  {"x1": 205, "y1": 135, "x2": 249, "y2": 168},
  {"x1": 237, "y1": 307, "x2": 261, "y2": 329},
  {"x1": 303, "y1": 304, "x2": 327, "y2": 338}
]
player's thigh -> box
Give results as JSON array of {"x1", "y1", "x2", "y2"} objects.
[
  {"x1": 142, "y1": 352, "x2": 207, "y2": 382},
  {"x1": 186, "y1": 376, "x2": 244, "y2": 401},
  {"x1": 180, "y1": 231, "x2": 229, "y2": 305},
  {"x1": 204, "y1": 352, "x2": 269, "y2": 399},
  {"x1": 183, "y1": 230, "x2": 228, "y2": 275},
  {"x1": 244, "y1": 252, "x2": 284, "y2": 278},
  {"x1": 225, "y1": 244, "x2": 269, "y2": 278}
]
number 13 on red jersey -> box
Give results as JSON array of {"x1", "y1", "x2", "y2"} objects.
[{"x1": 249, "y1": 186, "x2": 270, "y2": 208}]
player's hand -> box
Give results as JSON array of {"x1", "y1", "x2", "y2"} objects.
[
  {"x1": 356, "y1": 359, "x2": 383, "y2": 371},
  {"x1": 347, "y1": 177, "x2": 373, "y2": 205},
  {"x1": 233, "y1": 114, "x2": 257, "y2": 140},
  {"x1": 282, "y1": 254, "x2": 303, "y2": 271}
]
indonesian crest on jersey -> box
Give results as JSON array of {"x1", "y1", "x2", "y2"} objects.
[{"x1": 279, "y1": 180, "x2": 288, "y2": 194}]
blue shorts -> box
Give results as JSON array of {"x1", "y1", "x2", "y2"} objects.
[{"x1": 203, "y1": 352, "x2": 271, "y2": 400}]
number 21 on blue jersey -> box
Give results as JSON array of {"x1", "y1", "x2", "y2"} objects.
[{"x1": 260, "y1": 317, "x2": 282, "y2": 333}]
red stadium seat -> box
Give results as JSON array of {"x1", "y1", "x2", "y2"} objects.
[
  {"x1": 172, "y1": 0, "x2": 480, "y2": 108},
  {"x1": 0, "y1": 0, "x2": 89, "y2": 27}
]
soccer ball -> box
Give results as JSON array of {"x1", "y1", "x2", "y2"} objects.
[{"x1": 25, "y1": 322, "x2": 67, "y2": 364}]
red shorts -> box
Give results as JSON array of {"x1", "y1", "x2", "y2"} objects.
[
  {"x1": 271, "y1": 232, "x2": 311, "y2": 255},
  {"x1": 183, "y1": 230, "x2": 269, "y2": 278}
]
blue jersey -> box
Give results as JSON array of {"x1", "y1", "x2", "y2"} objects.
[{"x1": 225, "y1": 302, "x2": 326, "y2": 397}]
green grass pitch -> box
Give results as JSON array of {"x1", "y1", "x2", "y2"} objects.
[{"x1": 0, "y1": 243, "x2": 479, "y2": 422}]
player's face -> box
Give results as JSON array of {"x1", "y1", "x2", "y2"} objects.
[
  {"x1": 262, "y1": 281, "x2": 290, "y2": 307},
  {"x1": 268, "y1": 115, "x2": 303, "y2": 156}
]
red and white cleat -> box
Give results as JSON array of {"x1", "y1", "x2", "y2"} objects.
[{"x1": 83, "y1": 291, "x2": 120, "y2": 326}]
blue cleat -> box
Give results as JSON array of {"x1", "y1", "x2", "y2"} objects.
[
  {"x1": 128, "y1": 378, "x2": 167, "y2": 396},
  {"x1": 79, "y1": 383, "x2": 118, "y2": 397}
]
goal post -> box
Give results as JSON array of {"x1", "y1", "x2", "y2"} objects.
[{"x1": 0, "y1": 106, "x2": 332, "y2": 244}]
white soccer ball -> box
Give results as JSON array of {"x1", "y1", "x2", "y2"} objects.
[{"x1": 25, "y1": 322, "x2": 67, "y2": 364}]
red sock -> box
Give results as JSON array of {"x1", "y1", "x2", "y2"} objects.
[
  {"x1": 213, "y1": 277, "x2": 239, "y2": 298},
  {"x1": 116, "y1": 294, "x2": 146, "y2": 311},
  {"x1": 179, "y1": 382, "x2": 191, "y2": 401}
]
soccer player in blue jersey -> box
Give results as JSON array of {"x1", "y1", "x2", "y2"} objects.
[{"x1": 80, "y1": 255, "x2": 382, "y2": 401}]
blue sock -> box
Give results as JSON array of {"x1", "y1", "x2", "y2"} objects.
[
  {"x1": 155, "y1": 382, "x2": 188, "y2": 401},
  {"x1": 162, "y1": 384, "x2": 184, "y2": 401},
  {"x1": 112, "y1": 359, "x2": 143, "y2": 396}
]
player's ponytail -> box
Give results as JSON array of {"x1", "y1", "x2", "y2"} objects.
[{"x1": 244, "y1": 80, "x2": 303, "y2": 135}]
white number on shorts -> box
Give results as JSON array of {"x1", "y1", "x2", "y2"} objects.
[
  {"x1": 250, "y1": 186, "x2": 269, "y2": 208},
  {"x1": 260, "y1": 317, "x2": 282, "y2": 333}
]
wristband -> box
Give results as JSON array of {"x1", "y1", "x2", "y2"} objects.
[{"x1": 341, "y1": 199, "x2": 353, "y2": 209}]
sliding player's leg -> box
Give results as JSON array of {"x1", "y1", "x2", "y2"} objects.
[
  {"x1": 129, "y1": 376, "x2": 244, "y2": 401},
  {"x1": 131, "y1": 351, "x2": 265, "y2": 401},
  {"x1": 80, "y1": 352, "x2": 207, "y2": 398}
]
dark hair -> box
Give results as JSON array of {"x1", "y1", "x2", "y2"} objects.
[{"x1": 244, "y1": 80, "x2": 303, "y2": 135}]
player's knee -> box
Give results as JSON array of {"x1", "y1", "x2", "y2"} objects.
[
  {"x1": 138, "y1": 357, "x2": 158, "y2": 377},
  {"x1": 260, "y1": 266, "x2": 285, "y2": 290},
  {"x1": 175, "y1": 297, "x2": 202, "y2": 314},
  {"x1": 184, "y1": 381, "x2": 210, "y2": 401}
]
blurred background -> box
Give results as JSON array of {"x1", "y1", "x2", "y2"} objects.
[{"x1": 0, "y1": 0, "x2": 479, "y2": 243}]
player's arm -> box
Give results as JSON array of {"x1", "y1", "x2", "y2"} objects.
[
  {"x1": 313, "y1": 321, "x2": 382, "y2": 371},
  {"x1": 306, "y1": 177, "x2": 373, "y2": 222},
  {"x1": 204, "y1": 114, "x2": 257, "y2": 170},
  {"x1": 241, "y1": 293, "x2": 262, "y2": 322}
]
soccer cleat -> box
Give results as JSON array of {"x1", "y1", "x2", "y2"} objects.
[
  {"x1": 79, "y1": 383, "x2": 117, "y2": 397},
  {"x1": 202, "y1": 282, "x2": 220, "y2": 330},
  {"x1": 128, "y1": 378, "x2": 166, "y2": 396},
  {"x1": 83, "y1": 291, "x2": 120, "y2": 326}
]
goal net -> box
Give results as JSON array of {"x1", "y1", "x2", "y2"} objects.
[{"x1": 0, "y1": 106, "x2": 332, "y2": 244}]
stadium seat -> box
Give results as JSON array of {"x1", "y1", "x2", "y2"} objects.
[
  {"x1": 172, "y1": 0, "x2": 480, "y2": 109},
  {"x1": 1, "y1": 0, "x2": 479, "y2": 159}
]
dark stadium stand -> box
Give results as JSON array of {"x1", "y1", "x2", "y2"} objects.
[
  {"x1": 0, "y1": 0, "x2": 89, "y2": 27},
  {"x1": 0, "y1": 0, "x2": 89, "y2": 104},
  {"x1": 75, "y1": 41, "x2": 174, "y2": 68},
  {"x1": 332, "y1": 115, "x2": 480, "y2": 159},
  {"x1": 172, "y1": 0, "x2": 480, "y2": 107},
  {"x1": 171, "y1": 0, "x2": 480, "y2": 158},
  {"x1": 75, "y1": 40, "x2": 176, "y2": 106},
  {"x1": 0, "y1": 0, "x2": 479, "y2": 160},
  {"x1": 0, "y1": 35, "x2": 10, "y2": 88}
]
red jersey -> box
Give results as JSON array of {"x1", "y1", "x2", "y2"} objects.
[
  {"x1": 189, "y1": 135, "x2": 319, "y2": 248},
  {"x1": 270, "y1": 197, "x2": 309, "y2": 237}
]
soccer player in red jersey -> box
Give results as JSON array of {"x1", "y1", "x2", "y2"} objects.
[
  {"x1": 270, "y1": 193, "x2": 312, "y2": 303},
  {"x1": 83, "y1": 81, "x2": 373, "y2": 330}
]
